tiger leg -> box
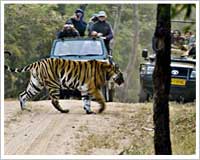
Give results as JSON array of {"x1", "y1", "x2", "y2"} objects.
[
  {"x1": 48, "y1": 87, "x2": 69, "y2": 113},
  {"x1": 19, "y1": 75, "x2": 43, "y2": 111},
  {"x1": 79, "y1": 85, "x2": 94, "y2": 114},
  {"x1": 82, "y1": 95, "x2": 95, "y2": 114},
  {"x1": 89, "y1": 88, "x2": 106, "y2": 113}
]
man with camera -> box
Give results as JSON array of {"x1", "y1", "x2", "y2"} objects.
[
  {"x1": 89, "y1": 11, "x2": 113, "y2": 54},
  {"x1": 57, "y1": 21, "x2": 80, "y2": 39},
  {"x1": 66, "y1": 9, "x2": 87, "y2": 37}
]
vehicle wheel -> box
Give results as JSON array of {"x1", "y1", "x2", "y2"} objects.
[
  {"x1": 102, "y1": 85, "x2": 108, "y2": 102},
  {"x1": 108, "y1": 82, "x2": 115, "y2": 102},
  {"x1": 108, "y1": 88, "x2": 114, "y2": 102},
  {"x1": 139, "y1": 87, "x2": 149, "y2": 103},
  {"x1": 102, "y1": 82, "x2": 113, "y2": 102},
  {"x1": 60, "y1": 89, "x2": 70, "y2": 99},
  {"x1": 176, "y1": 96, "x2": 185, "y2": 104}
]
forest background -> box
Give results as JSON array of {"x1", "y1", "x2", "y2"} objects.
[{"x1": 4, "y1": 4, "x2": 196, "y2": 102}]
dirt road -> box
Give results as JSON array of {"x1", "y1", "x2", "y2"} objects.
[{"x1": 4, "y1": 100, "x2": 154, "y2": 155}]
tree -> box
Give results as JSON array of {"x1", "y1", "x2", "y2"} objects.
[
  {"x1": 152, "y1": 4, "x2": 172, "y2": 154},
  {"x1": 79, "y1": 4, "x2": 88, "y2": 11},
  {"x1": 171, "y1": 4, "x2": 196, "y2": 19}
]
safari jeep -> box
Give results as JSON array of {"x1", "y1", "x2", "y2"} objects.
[
  {"x1": 139, "y1": 49, "x2": 196, "y2": 103},
  {"x1": 50, "y1": 37, "x2": 115, "y2": 102}
]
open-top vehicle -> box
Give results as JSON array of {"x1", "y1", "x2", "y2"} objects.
[{"x1": 139, "y1": 49, "x2": 196, "y2": 103}]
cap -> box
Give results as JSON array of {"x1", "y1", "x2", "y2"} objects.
[
  {"x1": 98, "y1": 11, "x2": 107, "y2": 17},
  {"x1": 75, "y1": 8, "x2": 84, "y2": 14}
]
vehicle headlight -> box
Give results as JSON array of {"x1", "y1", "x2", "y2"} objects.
[
  {"x1": 190, "y1": 70, "x2": 196, "y2": 79},
  {"x1": 146, "y1": 66, "x2": 154, "y2": 74},
  {"x1": 140, "y1": 65, "x2": 146, "y2": 74}
]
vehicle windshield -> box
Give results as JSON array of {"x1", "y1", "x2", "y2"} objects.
[{"x1": 53, "y1": 40, "x2": 104, "y2": 56}]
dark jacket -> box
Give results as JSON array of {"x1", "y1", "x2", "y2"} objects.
[
  {"x1": 89, "y1": 20, "x2": 113, "y2": 52},
  {"x1": 87, "y1": 17, "x2": 98, "y2": 33},
  {"x1": 66, "y1": 17, "x2": 87, "y2": 37}
]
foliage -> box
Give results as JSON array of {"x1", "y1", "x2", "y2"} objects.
[
  {"x1": 171, "y1": 4, "x2": 196, "y2": 32},
  {"x1": 4, "y1": 4, "x2": 196, "y2": 102}
]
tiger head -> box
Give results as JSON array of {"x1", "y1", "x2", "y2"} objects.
[
  {"x1": 104, "y1": 62, "x2": 124, "y2": 86},
  {"x1": 112, "y1": 63, "x2": 124, "y2": 86}
]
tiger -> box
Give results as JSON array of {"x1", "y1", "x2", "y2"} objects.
[{"x1": 5, "y1": 58, "x2": 124, "y2": 114}]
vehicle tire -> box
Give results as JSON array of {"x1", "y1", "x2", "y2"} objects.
[
  {"x1": 176, "y1": 96, "x2": 185, "y2": 104},
  {"x1": 107, "y1": 89, "x2": 114, "y2": 102},
  {"x1": 102, "y1": 85, "x2": 109, "y2": 102},
  {"x1": 102, "y1": 85, "x2": 108, "y2": 102},
  {"x1": 108, "y1": 82, "x2": 115, "y2": 102},
  {"x1": 139, "y1": 87, "x2": 149, "y2": 103},
  {"x1": 102, "y1": 82, "x2": 113, "y2": 102},
  {"x1": 60, "y1": 89, "x2": 70, "y2": 99}
]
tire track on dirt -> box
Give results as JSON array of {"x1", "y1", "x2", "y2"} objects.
[
  {"x1": 4, "y1": 100, "x2": 156, "y2": 155},
  {"x1": 24, "y1": 114, "x2": 66, "y2": 154},
  {"x1": 5, "y1": 111, "x2": 51, "y2": 154},
  {"x1": 4, "y1": 100, "x2": 98, "y2": 155}
]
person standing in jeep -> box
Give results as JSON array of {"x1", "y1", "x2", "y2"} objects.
[
  {"x1": 57, "y1": 22, "x2": 80, "y2": 39},
  {"x1": 87, "y1": 13, "x2": 98, "y2": 33},
  {"x1": 66, "y1": 8, "x2": 87, "y2": 37},
  {"x1": 89, "y1": 11, "x2": 114, "y2": 54}
]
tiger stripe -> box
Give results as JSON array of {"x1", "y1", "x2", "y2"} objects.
[{"x1": 5, "y1": 58, "x2": 124, "y2": 113}]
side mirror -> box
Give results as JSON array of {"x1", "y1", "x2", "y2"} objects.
[{"x1": 142, "y1": 49, "x2": 148, "y2": 59}]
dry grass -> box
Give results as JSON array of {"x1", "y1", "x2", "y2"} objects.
[
  {"x1": 170, "y1": 102, "x2": 196, "y2": 155},
  {"x1": 121, "y1": 102, "x2": 196, "y2": 155}
]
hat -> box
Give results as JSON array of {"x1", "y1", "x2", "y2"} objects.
[
  {"x1": 75, "y1": 8, "x2": 84, "y2": 14},
  {"x1": 98, "y1": 11, "x2": 107, "y2": 17}
]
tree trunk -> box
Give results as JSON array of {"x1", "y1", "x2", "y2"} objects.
[{"x1": 152, "y1": 4, "x2": 172, "y2": 155}]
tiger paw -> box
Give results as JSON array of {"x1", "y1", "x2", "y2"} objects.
[
  {"x1": 86, "y1": 110, "x2": 96, "y2": 114},
  {"x1": 60, "y1": 109, "x2": 70, "y2": 113},
  {"x1": 98, "y1": 108, "x2": 105, "y2": 113},
  {"x1": 83, "y1": 104, "x2": 93, "y2": 114},
  {"x1": 21, "y1": 108, "x2": 31, "y2": 112}
]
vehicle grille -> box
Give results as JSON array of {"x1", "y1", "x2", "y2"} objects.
[{"x1": 171, "y1": 67, "x2": 188, "y2": 78}]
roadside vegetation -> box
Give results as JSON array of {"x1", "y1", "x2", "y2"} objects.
[{"x1": 4, "y1": 4, "x2": 196, "y2": 102}]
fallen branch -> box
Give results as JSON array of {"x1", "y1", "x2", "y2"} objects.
[{"x1": 142, "y1": 126, "x2": 154, "y2": 131}]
